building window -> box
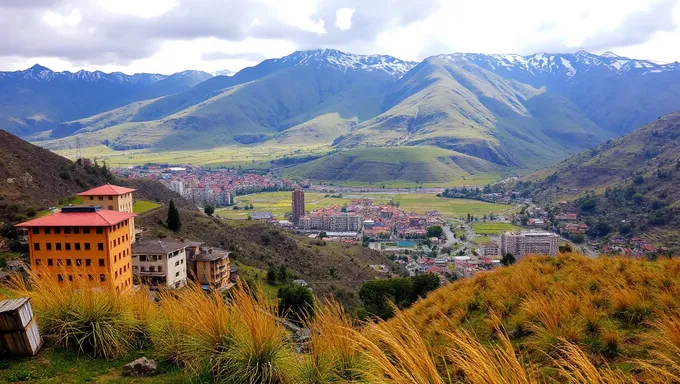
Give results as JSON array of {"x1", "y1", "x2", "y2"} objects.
[
  {"x1": 99, "y1": 274, "x2": 105, "y2": 282},
  {"x1": 83, "y1": 227, "x2": 90, "y2": 234},
  {"x1": 176, "y1": 271, "x2": 180, "y2": 277},
  {"x1": 58, "y1": 274, "x2": 63, "y2": 282},
  {"x1": 99, "y1": 196, "x2": 104, "y2": 201},
  {"x1": 74, "y1": 227, "x2": 80, "y2": 234},
  {"x1": 88, "y1": 274, "x2": 93, "y2": 280},
  {"x1": 108, "y1": 206, "x2": 113, "y2": 210},
  {"x1": 108, "y1": 196, "x2": 113, "y2": 200},
  {"x1": 66, "y1": 259, "x2": 72, "y2": 266},
  {"x1": 96, "y1": 227, "x2": 103, "y2": 234},
  {"x1": 34, "y1": 243, "x2": 41, "y2": 251},
  {"x1": 47, "y1": 259, "x2": 53, "y2": 266},
  {"x1": 54, "y1": 227, "x2": 60, "y2": 234},
  {"x1": 55, "y1": 243, "x2": 62, "y2": 251},
  {"x1": 75, "y1": 243, "x2": 81, "y2": 251},
  {"x1": 68, "y1": 275, "x2": 73, "y2": 282},
  {"x1": 76, "y1": 259, "x2": 82, "y2": 266},
  {"x1": 85, "y1": 243, "x2": 91, "y2": 251},
  {"x1": 35, "y1": 259, "x2": 41, "y2": 265},
  {"x1": 64, "y1": 227, "x2": 71, "y2": 234},
  {"x1": 89, "y1": 196, "x2": 93, "y2": 201},
  {"x1": 114, "y1": 254, "x2": 117, "y2": 262},
  {"x1": 65, "y1": 243, "x2": 71, "y2": 251},
  {"x1": 57, "y1": 259, "x2": 62, "y2": 266},
  {"x1": 46, "y1": 243, "x2": 52, "y2": 251},
  {"x1": 158, "y1": 266, "x2": 163, "y2": 272},
  {"x1": 115, "y1": 271, "x2": 118, "y2": 278},
  {"x1": 32, "y1": 228, "x2": 39, "y2": 234},
  {"x1": 97, "y1": 243, "x2": 104, "y2": 251},
  {"x1": 139, "y1": 255, "x2": 146, "y2": 261},
  {"x1": 99, "y1": 259, "x2": 105, "y2": 267},
  {"x1": 175, "y1": 261, "x2": 179, "y2": 266},
  {"x1": 44, "y1": 228, "x2": 50, "y2": 234},
  {"x1": 86, "y1": 259, "x2": 92, "y2": 266}
]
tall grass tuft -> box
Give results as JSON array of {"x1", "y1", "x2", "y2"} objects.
[
  {"x1": 7, "y1": 269, "x2": 143, "y2": 359},
  {"x1": 553, "y1": 340, "x2": 638, "y2": 384}
]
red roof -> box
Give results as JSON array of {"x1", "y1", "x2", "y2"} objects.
[
  {"x1": 77, "y1": 184, "x2": 136, "y2": 196},
  {"x1": 16, "y1": 210, "x2": 136, "y2": 227}
]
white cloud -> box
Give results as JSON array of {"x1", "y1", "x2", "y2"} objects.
[
  {"x1": 43, "y1": 9, "x2": 81, "y2": 28},
  {"x1": 335, "y1": 8, "x2": 355, "y2": 30}
]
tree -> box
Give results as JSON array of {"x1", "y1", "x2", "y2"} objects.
[
  {"x1": 501, "y1": 253, "x2": 516, "y2": 266},
  {"x1": 341, "y1": 203, "x2": 348, "y2": 213},
  {"x1": 411, "y1": 274, "x2": 440, "y2": 302},
  {"x1": 277, "y1": 265, "x2": 288, "y2": 282},
  {"x1": 278, "y1": 285, "x2": 315, "y2": 323},
  {"x1": 318, "y1": 231, "x2": 327, "y2": 239},
  {"x1": 266, "y1": 265, "x2": 278, "y2": 284},
  {"x1": 167, "y1": 200, "x2": 182, "y2": 232},
  {"x1": 204, "y1": 203, "x2": 215, "y2": 216},
  {"x1": 426, "y1": 225, "x2": 443, "y2": 238}
]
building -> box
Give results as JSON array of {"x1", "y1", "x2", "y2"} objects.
[
  {"x1": 478, "y1": 241, "x2": 501, "y2": 257},
  {"x1": 193, "y1": 248, "x2": 231, "y2": 291},
  {"x1": 131, "y1": 239, "x2": 188, "y2": 289},
  {"x1": 292, "y1": 188, "x2": 305, "y2": 224},
  {"x1": 250, "y1": 212, "x2": 275, "y2": 221},
  {"x1": 330, "y1": 214, "x2": 363, "y2": 232},
  {"x1": 16, "y1": 206, "x2": 135, "y2": 292},
  {"x1": 78, "y1": 184, "x2": 137, "y2": 242},
  {"x1": 501, "y1": 231, "x2": 559, "y2": 258},
  {"x1": 169, "y1": 180, "x2": 184, "y2": 195}
]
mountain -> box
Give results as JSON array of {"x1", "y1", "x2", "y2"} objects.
[
  {"x1": 0, "y1": 65, "x2": 212, "y2": 136},
  {"x1": 519, "y1": 110, "x2": 680, "y2": 245},
  {"x1": 333, "y1": 56, "x2": 611, "y2": 168},
  {"x1": 447, "y1": 51, "x2": 680, "y2": 134}
]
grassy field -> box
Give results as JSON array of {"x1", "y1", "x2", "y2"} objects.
[
  {"x1": 471, "y1": 222, "x2": 523, "y2": 235},
  {"x1": 217, "y1": 191, "x2": 514, "y2": 220},
  {"x1": 37, "y1": 195, "x2": 83, "y2": 217},
  {"x1": 234, "y1": 262, "x2": 280, "y2": 300},
  {"x1": 471, "y1": 236, "x2": 494, "y2": 244},
  {"x1": 133, "y1": 199, "x2": 162, "y2": 214}
]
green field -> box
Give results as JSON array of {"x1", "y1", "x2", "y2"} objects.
[
  {"x1": 217, "y1": 191, "x2": 514, "y2": 220},
  {"x1": 471, "y1": 222, "x2": 523, "y2": 235},
  {"x1": 234, "y1": 262, "x2": 280, "y2": 300},
  {"x1": 133, "y1": 199, "x2": 162, "y2": 214},
  {"x1": 472, "y1": 236, "x2": 494, "y2": 244}
]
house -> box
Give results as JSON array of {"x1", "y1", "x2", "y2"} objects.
[
  {"x1": 479, "y1": 241, "x2": 501, "y2": 257},
  {"x1": 16, "y1": 206, "x2": 135, "y2": 292},
  {"x1": 193, "y1": 248, "x2": 231, "y2": 292},
  {"x1": 250, "y1": 212, "x2": 275, "y2": 221},
  {"x1": 131, "y1": 239, "x2": 188, "y2": 289},
  {"x1": 78, "y1": 184, "x2": 137, "y2": 242}
]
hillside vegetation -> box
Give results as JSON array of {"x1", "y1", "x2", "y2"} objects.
[
  {"x1": 520, "y1": 111, "x2": 680, "y2": 246},
  {"x1": 6, "y1": 254, "x2": 680, "y2": 383}
]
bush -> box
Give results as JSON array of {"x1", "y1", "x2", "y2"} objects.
[{"x1": 278, "y1": 284, "x2": 315, "y2": 323}]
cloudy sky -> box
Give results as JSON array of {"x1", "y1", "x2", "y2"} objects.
[{"x1": 2, "y1": 0, "x2": 680, "y2": 74}]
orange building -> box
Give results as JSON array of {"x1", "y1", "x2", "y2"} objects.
[
  {"x1": 78, "y1": 184, "x2": 136, "y2": 242},
  {"x1": 16, "y1": 206, "x2": 135, "y2": 292}
]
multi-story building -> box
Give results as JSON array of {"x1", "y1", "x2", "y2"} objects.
[
  {"x1": 131, "y1": 239, "x2": 188, "y2": 289},
  {"x1": 330, "y1": 213, "x2": 363, "y2": 232},
  {"x1": 478, "y1": 241, "x2": 501, "y2": 257},
  {"x1": 501, "y1": 231, "x2": 559, "y2": 258},
  {"x1": 169, "y1": 180, "x2": 184, "y2": 195},
  {"x1": 16, "y1": 206, "x2": 135, "y2": 292},
  {"x1": 193, "y1": 248, "x2": 231, "y2": 292},
  {"x1": 292, "y1": 188, "x2": 305, "y2": 224},
  {"x1": 78, "y1": 184, "x2": 137, "y2": 242}
]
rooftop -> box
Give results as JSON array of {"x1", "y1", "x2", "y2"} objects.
[
  {"x1": 195, "y1": 248, "x2": 230, "y2": 262},
  {"x1": 132, "y1": 239, "x2": 188, "y2": 255},
  {"x1": 16, "y1": 209, "x2": 135, "y2": 227},
  {"x1": 77, "y1": 184, "x2": 136, "y2": 196}
]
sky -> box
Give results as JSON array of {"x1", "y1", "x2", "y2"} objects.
[{"x1": 2, "y1": 0, "x2": 680, "y2": 75}]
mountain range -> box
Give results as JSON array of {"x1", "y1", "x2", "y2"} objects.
[{"x1": 4, "y1": 48, "x2": 680, "y2": 181}]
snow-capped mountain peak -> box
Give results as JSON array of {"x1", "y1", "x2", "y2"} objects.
[
  {"x1": 212, "y1": 69, "x2": 235, "y2": 77},
  {"x1": 276, "y1": 49, "x2": 417, "y2": 77}
]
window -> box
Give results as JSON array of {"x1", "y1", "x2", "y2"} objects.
[
  {"x1": 75, "y1": 243, "x2": 81, "y2": 251},
  {"x1": 76, "y1": 259, "x2": 82, "y2": 266},
  {"x1": 85, "y1": 243, "x2": 91, "y2": 251},
  {"x1": 175, "y1": 261, "x2": 179, "y2": 267},
  {"x1": 108, "y1": 206, "x2": 113, "y2": 210},
  {"x1": 89, "y1": 196, "x2": 93, "y2": 201},
  {"x1": 158, "y1": 266, "x2": 163, "y2": 272},
  {"x1": 96, "y1": 227, "x2": 103, "y2": 234},
  {"x1": 83, "y1": 227, "x2": 90, "y2": 234},
  {"x1": 55, "y1": 243, "x2": 62, "y2": 251},
  {"x1": 66, "y1": 259, "x2": 72, "y2": 266},
  {"x1": 46, "y1": 243, "x2": 52, "y2": 251},
  {"x1": 176, "y1": 271, "x2": 180, "y2": 277},
  {"x1": 99, "y1": 196, "x2": 104, "y2": 201},
  {"x1": 44, "y1": 228, "x2": 51, "y2": 234},
  {"x1": 85, "y1": 259, "x2": 91, "y2": 266},
  {"x1": 34, "y1": 243, "x2": 41, "y2": 251},
  {"x1": 98, "y1": 259, "x2": 105, "y2": 267},
  {"x1": 74, "y1": 227, "x2": 80, "y2": 234},
  {"x1": 88, "y1": 274, "x2": 93, "y2": 280},
  {"x1": 32, "y1": 228, "x2": 39, "y2": 234},
  {"x1": 54, "y1": 227, "x2": 60, "y2": 234},
  {"x1": 68, "y1": 275, "x2": 73, "y2": 282},
  {"x1": 108, "y1": 196, "x2": 113, "y2": 200},
  {"x1": 58, "y1": 274, "x2": 63, "y2": 282},
  {"x1": 99, "y1": 274, "x2": 105, "y2": 282},
  {"x1": 35, "y1": 259, "x2": 41, "y2": 265},
  {"x1": 57, "y1": 259, "x2": 62, "y2": 266},
  {"x1": 47, "y1": 259, "x2": 53, "y2": 266},
  {"x1": 115, "y1": 271, "x2": 118, "y2": 278},
  {"x1": 114, "y1": 254, "x2": 117, "y2": 262},
  {"x1": 65, "y1": 243, "x2": 71, "y2": 251},
  {"x1": 64, "y1": 227, "x2": 71, "y2": 234},
  {"x1": 140, "y1": 255, "x2": 147, "y2": 261},
  {"x1": 97, "y1": 243, "x2": 104, "y2": 251}
]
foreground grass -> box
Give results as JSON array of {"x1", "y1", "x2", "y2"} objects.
[{"x1": 6, "y1": 254, "x2": 680, "y2": 382}]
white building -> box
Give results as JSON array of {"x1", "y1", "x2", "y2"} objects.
[
  {"x1": 478, "y1": 241, "x2": 501, "y2": 257},
  {"x1": 501, "y1": 231, "x2": 559, "y2": 258},
  {"x1": 169, "y1": 180, "x2": 184, "y2": 195},
  {"x1": 131, "y1": 239, "x2": 188, "y2": 289},
  {"x1": 330, "y1": 213, "x2": 363, "y2": 232}
]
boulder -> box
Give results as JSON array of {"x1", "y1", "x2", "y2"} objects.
[{"x1": 122, "y1": 357, "x2": 158, "y2": 377}]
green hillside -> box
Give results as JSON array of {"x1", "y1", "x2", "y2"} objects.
[
  {"x1": 519, "y1": 110, "x2": 680, "y2": 246},
  {"x1": 335, "y1": 58, "x2": 611, "y2": 169},
  {"x1": 282, "y1": 146, "x2": 502, "y2": 185}
]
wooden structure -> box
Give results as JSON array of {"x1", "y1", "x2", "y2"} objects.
[{"x1": 0, "y1": 298, "x2": 42, "y2": 356}]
